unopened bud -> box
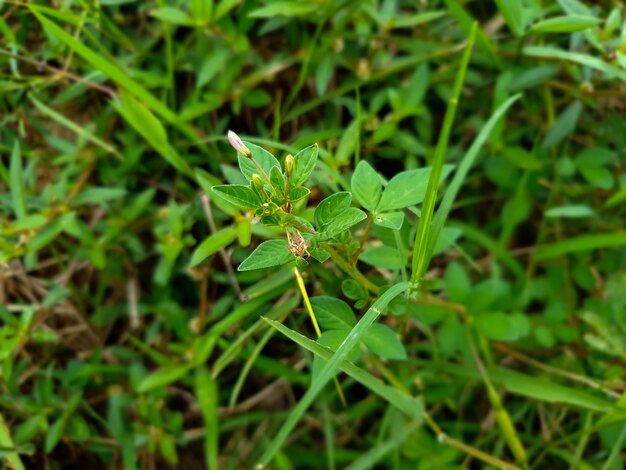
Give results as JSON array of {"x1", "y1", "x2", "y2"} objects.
[
  {"x1": 227, "y1": 130, "x2": 251, "y2": 157},
  {"x1": 252, "y1": 174, "x2": 264, "y2": 190},
  {"x1": 285, "y1": 154, "x2": 295, "y2": 177}
]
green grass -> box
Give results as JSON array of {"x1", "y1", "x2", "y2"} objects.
[{"x1": 1, "y1": 1, "x2": 626, "y2": 469}]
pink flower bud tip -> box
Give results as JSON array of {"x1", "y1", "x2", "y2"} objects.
[{"x1": 227, "y1": 130, "x2": 251, "y2": 157}]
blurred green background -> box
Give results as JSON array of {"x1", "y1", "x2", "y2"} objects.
[{"x1": 1, "y1": 1, "x2": 626, "y2": 469}]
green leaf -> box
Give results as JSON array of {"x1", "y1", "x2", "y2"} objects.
[
  {"x1": 351, "y1": 161, "x2": 382, "y2": 211},
  {"x1": 238, "y1": 142, "x2": 281, "y2": 182},
  {"x1": 315, "y1": 55, "x2": 334, "y2": 96},
  {"x1": 0, "y1": 414, "x2": 25, "y2": 470},
  {"x1": 30, "y1": 7, "x2": 201, "y2": 149},
  {"x1": 291, "y1": 144, "x2": 318, "y2": 186},
  {"x1": 475, "y1": 312, "x2": 529, "y2": 342},
  {"x1": 373, "y1": 211, "x2": 404, "y2": 230},
  {"x1": 195, "y1": 368, "x2": 218, "y2": 470},
  {"x1": 524, "y1": 46, "x2": 626, "y2": 81},
  {"x1": 578, "y1": 166, "x2": 613, "y2": 190},
  {"x1": 531, "y1": 15, "x2": 600, "y2": 33},
  {"x1": 494, "y1": 0, "x2": 525, "y2": 36},
  {"x1": 433, "y1": 226, "x2": 463, "y2": 255},
  {"x1": 334, "y1": 120, "x2": 359, "y2": 165},
  {"x1": 270, "y1": 166, "x2": 286, "y2": 198},
  {"x1": 9, "y1": 140, "x2": 26, "y2": 220},
  {"x1": 44, "y1": 417, "x2": 66, "y2": 454},
  {"x1": 557, "y1": 0, "x2": 594, "y2": 17},
  {"x1": 432, "y1": 361, "x2": 618, "y2": 413},
  {"x1": 319, "y1": 208, "x2": 367, "y2": 240},
  {"x1": 150, "y1": 7, "x2": 194, "y2": 26},
  {"x1": 377, "y1": 166, "x2": 453, "y2": 212},
  {"x1": 29, "y1": 95, "x2": 120, "y2": 158},
  {"x1": 136, "y1": 365, "x2": 191, "y2": 393},
  {"x1": 249, "y1": 1, "x2": 317, "y2": 18},
  {"x1": 258, "y1": 282, "x2": 413, "y2": 465},
  {"x1": 535, "y1": 233, "x2": 626, "y2": 261},
  {"x1": 72, "y1": 187, "x2": 127, "y2": 206},
  {"x1": 190, "y1": 0, "x2": 213, "y2": 24},
  {"x1": 264, "y1": 315, "x2": 424, "y2": 418},
  {"x1": 314, "y1": 192, "x2": 352, "y2": 228},
  {"x1": 419, "y1": 96, "x2": 521, "y2": 283},
  {"x1": 289, "y1": 186, "x2": 310, "y2": 203},
  {"x1": 545, "y1": 205, "x2": 595, "y2": 218},
  {"x1": 362, "y1": 323, "x2": 407, "y2": 359},
  {"x1": 444, "y1": 262, "x2": 470, "y2": 303},
  {"x1": 211, "y1": 185, "x2": 261, "y2": 210},
  {"x1": 310, "y1": 247, "x2": 330, "y2": 263},
  {"x1": 342, "y1": 279, "x2": 367, "y2": 301},
  {"x1": 312, "y1": 330, "x2": 360, "y2": 381},
  {"x1": 115, "y1": 90, "x2": 192, "y2": 175},
  {"x1": 190, "y1": 226, "x2": 237, "y2": 266},
  {"x1": 360, "y1": 246, "x2": 404, "y2": 270},
  {"x1": 238, "y1": 239, "x2": 294, "y2": 271},
  {"x1": 310, "y1": 296, "x2": 356, "y2": 331}
]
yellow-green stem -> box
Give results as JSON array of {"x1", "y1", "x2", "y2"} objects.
[
  {"x1": 293, "y1": 267, "x2": 347, "y2": 406},
  {"x1": 320, "y1": 242, "x2": 380, "y2": 295}
]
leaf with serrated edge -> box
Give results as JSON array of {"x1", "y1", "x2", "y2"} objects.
[
  {"x1": 310, "y1": 296, "x2": 356, "y2": 330},
  {"x1": 377, "y1": 165, "x2": 453, "y2": 212},
  {"x1": 291, "y1": 144, "x2": 318, "y2": 186},
  {"x1": 238, "y1": 239, "x2": 294, "y2": 271},
  {"x1": 211, "y1": 185, "x2": 261, "y2": 210},
  {"x1": 238, "y1": 142, "x2": 281, "y2": 182},
  {"x1": 320, "y1": 207, "x2": 367, "y2": 240},
  {"x1": 314, "y1": 192, "x2": 352, "y2": 228},
  {"x1": 351, "y1": 161, "x2": 382, "y2": 211}
]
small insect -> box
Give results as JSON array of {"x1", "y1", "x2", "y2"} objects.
[{"x1": 286, "y1": 228, "x2": 310, "y2": 258}]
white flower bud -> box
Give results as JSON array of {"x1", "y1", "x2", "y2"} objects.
[{"x1": 227, "y1": 130, "x2": 251, "y2": 157}]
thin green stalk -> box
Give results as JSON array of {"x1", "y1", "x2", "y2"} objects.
[
  {"x1": 466, "y1": 327, "x2": 529, "y2": 469},
  {"x1": 410, "y1": 21, "x2": 477, "y2": 289},
  {"x1": 370, "y1": 357, "x2": 522, "y2": 470},
  {"x1": 320, "y1": 242, "x2": 380, "y2": 295}
]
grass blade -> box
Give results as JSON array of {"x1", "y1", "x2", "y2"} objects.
[
  {"x1": 422, "y1": 95, "x2": 522, "y2": 274},
  {"x1": 263, "y1": 316, "x2": 423, "y2": 422},
  {"x1": 258, "y1": 281, "x2": 412, "y2": 465},
  {"x1": 195, "y1": 368, "x2": 219, "y2": 470},
  {"x1": 410, "y1": 22, "x2": 477, "y2": 288},
  {"x1": 29, "y1": 95, "x2": 121, "y2": 159},
  {"x1": 10, "y1": 140, "x2": 26, "y2": 221},
  {"x1": 535, "y1": 233, "x2": 626, "y2": 260}
]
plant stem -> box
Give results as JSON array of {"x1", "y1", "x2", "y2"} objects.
[
  {"x1": 294, "y1": 267, "x2": 347, "y2": 406},
  {"x1": 351, "y1": 213, "x2": 374, "y2": 265},
  {"x1": 251, "y1": 157, "x2": 272, "y2": 183},
  {"x1": 374, "y1": 358, "x2": 522, "y2": 470},
  {"x1": 320, "y1": 242, "x2": 380, "y2": 295}
]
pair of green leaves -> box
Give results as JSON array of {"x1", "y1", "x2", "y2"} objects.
[{"x1": 351, "y1": 160, "x2": 453, "y2": 230}]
